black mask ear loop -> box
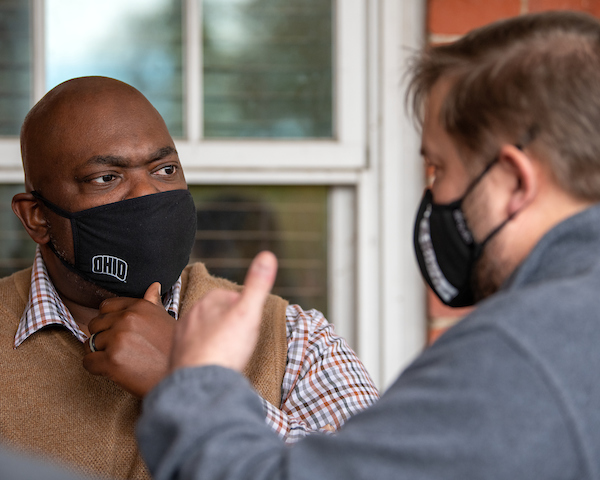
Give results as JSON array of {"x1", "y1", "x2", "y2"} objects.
[
  {"x1": 31, "y1": 191, "x2": 74, "y2": 219},
  {"x1": 472, "y1": 211, "x2": 517, "y2": 259},
  {"x1": 30, "y1": 191, "x2": 83, "y2": 276},
  {"x1": 456, "y1": 154, "x2": 502, "y2": 260},
  {"x1": 460, "y1": 155, "x2": 500, "y2": 204},
  {"x1": 461, "y1": 123, "x2": 538, "y2": 205},
  {"x1": 471, "y1": 132, "x2": 538, "y2": 258}
]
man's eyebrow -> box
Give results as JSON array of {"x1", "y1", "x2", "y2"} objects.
[
  {"x1": 150, "y1": 146, "x2": 178, "y2": 162},
  {"x1": 84, "y1": 155, "x2": 130, "y2": 167},
  {"x1": 83, "y1": 146, "x2": 178, "y2": 168}
]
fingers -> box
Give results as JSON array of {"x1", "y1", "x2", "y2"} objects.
[
  {"x1": 90, "y1": 282, "x2": 164, "y2": 332},
  {"x1": 82, "y1": 352, "x2": 106, "y2": 376},
  {"x1": 83, "y1": 330, "x2": 105, "y2": 355},
  {"x1": 97, "y1": 282, "x2": 162, "y2": 314},
  {"x1": 237, "y1": 251, "x2": 278, "y2": 316},
  {"x1": 96, "y1": 297, "x2": 136, "y2": 314},
  {"x1": 143, "y1": 282, "x2": 162, "y2": 306},
  {"x1": 83, "y1": 333, "x2": 116, "y2": 376},
  {"x1": 168, "y1": 252, "x2": 278, "y2": 372}
]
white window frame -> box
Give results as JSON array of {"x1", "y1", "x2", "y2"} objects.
[
  {"x1": 0, "y1": 0, "x2": 427, "y2": 390},
  {"x1": 180, "y1": 0, "x2": 366, "y2": 169}
]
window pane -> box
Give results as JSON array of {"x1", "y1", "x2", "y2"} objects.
[
  {"x1": 45, "y1": 0, "x2": 184, "y2": 137},
  {"x1": 2, "y1": 185, "x2": 329, "y2": 316},
  {"x1": 190, "y1": 185, "x2": 328, "y2": 315},
  {"x1": 0, "y1": 0, "x2": 31, "y2": 136},
  {"x1": 0, "y1": 185, "x2": 36, "y2": 277},
  {"x1": 203, "y1": 0, "x2": 333, "y2": 138}
]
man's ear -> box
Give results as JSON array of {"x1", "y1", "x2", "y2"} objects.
[
  {"x1": 497, "y1": 144, "x2": 539, "y2": 217},
  {"x1": 12, "y1": 193, "x2": 50, "y2": 244}
]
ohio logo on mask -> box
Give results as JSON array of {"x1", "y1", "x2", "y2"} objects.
[{"x1": 92, "y1": 255, "x2": 128, "y2": 282}]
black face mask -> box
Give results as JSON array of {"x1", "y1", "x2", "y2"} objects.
[
  {"x1": 413, "y1": 158, "x2": 512, "y2": 307},
  {"x1": 32, "y1": 189, "x2": 197, "y2": 298}
]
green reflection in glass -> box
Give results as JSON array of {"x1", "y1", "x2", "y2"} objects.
[
  {"x1": 45, "y1": 0, "x2": 184, "y2": 137},
  {"x1": 0, "y1": 0, "x2": 31, "y2": 136},
  {"x1": 189, "y1": 185, "x2": 328, "y2": 315},
  {"x1": 203, "y1": 0, "x2": 333, "y2": 138}
]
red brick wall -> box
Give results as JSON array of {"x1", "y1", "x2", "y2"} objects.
[
  {"x1": 425, "y1": 0, "x2": 600, "y2": 343},
  {"x1": 428, "y1": 0, "x2": 600, "y2": 39}
]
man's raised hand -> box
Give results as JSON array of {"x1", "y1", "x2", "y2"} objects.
[
  {"x1": 82, "y1": 282, "x2": 175, "y2": 398},
  {"x1": 170, "y1": 251, "x2": 278, "y2": 372}
]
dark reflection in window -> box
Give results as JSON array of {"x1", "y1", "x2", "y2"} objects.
[
  {"x1": 0, "y1": 0, "x2": 31, "y2": 136},
  {"x1": 190, "y1": 185, "x2": 328, "y2": 315},
  {"x1": 203, "y1": 0, "x2": 334, "y2": 138}
]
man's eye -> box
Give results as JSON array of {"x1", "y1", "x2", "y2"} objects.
[
  {"x1": 155, "y1": 165, "x2": 177, "y2": 176},
  {"x1": 90, "y1": 174, "x2": 116, "y2": 184}
]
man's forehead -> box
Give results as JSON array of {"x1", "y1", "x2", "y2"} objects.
[
  {"x1": 21, "y1": 79, "x2": 175, "y2": 190},
  {"x1": 53, "y1": 89, "x2": 157, "y2": 132},
  {"x1": 25, "y1": 78, "x2": 165, "y2": 140}
]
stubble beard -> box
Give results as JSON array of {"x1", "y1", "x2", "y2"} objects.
[
  {"x1": 471, "y1": 240, "x2": 505, "y2": 303},
  {"x1": 462, "y1": 179, "x2": 509, "y2": 304}
]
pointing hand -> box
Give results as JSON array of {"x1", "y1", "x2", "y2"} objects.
[{"x1": 170, "y1": 251, "x2": 278, "y2": 372}]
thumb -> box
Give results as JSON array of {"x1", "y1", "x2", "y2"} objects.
[
  {"x1": 143, "y1": 282, "x2": 162, "y2": 305},
  {"x1": 237, "y1": 251, "x2": 278, "y2": 315}
]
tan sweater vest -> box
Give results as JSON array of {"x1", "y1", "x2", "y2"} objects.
[{"x1": 0, "y1": 263, "x2": 288, "y2": 479}]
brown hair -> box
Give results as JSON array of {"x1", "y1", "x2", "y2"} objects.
[{"x1": 407, "y1": 11, "x2": 600, "y2": 200}]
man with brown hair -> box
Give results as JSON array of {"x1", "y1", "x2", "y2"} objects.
[
  {"x1": 0, "y1": 76, "x2": 378, "y2": 479},
  {"x1": 137, "y1": 10, "x2": 600, "y2": 480}
]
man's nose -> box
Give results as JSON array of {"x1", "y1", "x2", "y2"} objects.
[{"x1": 125, "y1": 177, "x2": 161, "y2": 200}]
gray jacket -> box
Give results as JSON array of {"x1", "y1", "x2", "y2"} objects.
[
  {"x1": 0, "y1": 444, "x2": 94, "y2": 480},
  {"x1": 138, "y1": 204, "x2": 600, "y2": 480}
]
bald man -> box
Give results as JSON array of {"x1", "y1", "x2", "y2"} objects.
[{"x1": 0, "y1": 77, "x2": 378, "y2": 479}]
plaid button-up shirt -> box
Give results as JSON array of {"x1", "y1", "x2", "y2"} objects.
[{"x1": 15, "y1": 248, "x2": 379, "y2": 442}]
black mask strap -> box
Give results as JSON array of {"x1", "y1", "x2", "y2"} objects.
[
  {"x1": 44, "y1": 238, "x2": 81, "y2": 273},
  {"x1": 31, "y1": 191, "x2": 74, "y2": 219},
  {"x1": 461, "y1": 156, "x2": 499, "y2": 201},
  {"x1": 473, "y1": 211, "x2": 518, "y2": 259},
  {"x1": 465, "y1": 126, "x2": 540, "y2": 258},
  {"x1": 462, "y1": 124, "x2": 539, "y2": 203},
  {"x1": 472, "y1": 126, "x2": 539, "y2": 256},
  {"x1": 31, "y1": 191, "x2": 83, "y2": 275}
]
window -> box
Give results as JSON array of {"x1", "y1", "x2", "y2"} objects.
[
  {"x1": 44, "y1": 0, "x2": 338, "y2": 143},
  {"x1": 46, "y1": 0, "x2": 185, "y2": 137},
  {"x1": 0, "y1": 0, "x2": 31, "y2": 136},
  {"x1": 0, "y1": 184, "x2": 35, "y2": 277},
  {"x1": 202, "y1": 0, "x2": 333, "y2": 138},
  {"x1": 190, "y1": 185, "x2": 328, "y2": 314}
]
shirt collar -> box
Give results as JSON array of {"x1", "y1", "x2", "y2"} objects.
[{"x1": 14, "y1": 247, "x2": 182, "y2": 348}]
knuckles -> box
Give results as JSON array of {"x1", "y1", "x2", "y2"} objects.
[
  {"x1": 108, "y1": 329, "x2": 136, "y2": 352},
  {"x1": 117, "y1": 310, "x2": 144, "y2": 330}
]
